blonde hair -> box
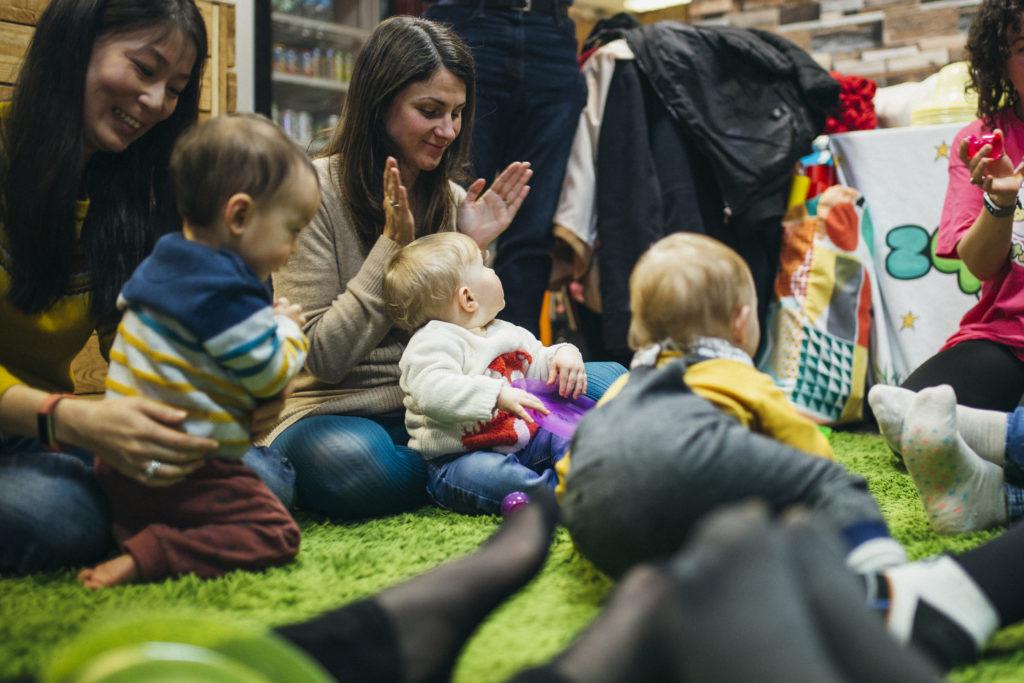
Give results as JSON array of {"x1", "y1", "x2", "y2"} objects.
[
  {"x1": 384, "y1": 232, "x2": 481, "y2": 330},
  {"x1": 628, "y1": 233, "x2": 756, "y2": 350}
]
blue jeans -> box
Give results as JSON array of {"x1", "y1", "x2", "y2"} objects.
[
  {"x1": 0, "y1": 435, "x2": 293, "y2": 575},
  {"x1": 242, "y1": 445, "x2": 296, "y2": 510},
  {"x1": 0, "y1": 437, "x2": 111, "y2": 574},
  {"x1": 427, "y1": 428, "x2": 569, "y2": 514},
  {"x1": 273, "y1": 362, "x2": 626, "y2": 520},
  {"x1": 426, "y1": 360, "x2": 627, "y2": 515},
  {"x1": 424, "y1": 3, "x2": 585, "y2": 333},
  {"x1": 272, "y1": 413, "x2": 429, "y2": 520}
]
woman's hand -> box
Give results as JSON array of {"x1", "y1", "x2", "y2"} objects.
[
  {"x1": 960, "y1": 129, "x2": 1024, "y2": 207},
  {"x1": 62, "y1": 397, "x2": 216, "y2": 486},
  {"x1": 547, "y1": 346, "x2": 587, "y2": 399},
  {"x1": 383, "y1": 156, "x2": 415, "y2": 246},
  {"x1": 458, "y1": 161, "x2": 532, "y2": 249}
]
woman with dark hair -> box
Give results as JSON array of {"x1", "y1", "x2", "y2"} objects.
[
  {"x1": 0, "y1": 0, "x2": 287, "y2": 575},
  {"x1": 899, "y1": 0, "x2": 1024, "y2": 410},
  {"x1": 268, "y1": 16, "x2": 623, "y2": 519}
]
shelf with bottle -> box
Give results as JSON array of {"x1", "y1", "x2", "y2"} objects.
[
  {"x1": 272, "y1": 43, "x2": 355, "y2": 88},
  {"x1": 272, "y1": 104, "x2": 339, "y2": 155}
]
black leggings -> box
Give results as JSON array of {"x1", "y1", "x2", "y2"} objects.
[
  {"x1": 902, "y1": 339, "x2": 1024, "y2": 411},
  {"x1": 277, "y1": 519, "x2": 1024, "y2": 683}
]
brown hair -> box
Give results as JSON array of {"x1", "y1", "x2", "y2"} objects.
[
  {"x1": 322, "y1": 16, "x2": 475, "y2": 252},
  {"x1": 170, "y1": 113, "x2": 316, "y2": 229},
  {"x1": 384, "y1": 232, "x2": 480, "y2": 330},
  {"x1": 966, "y1": 0, "x2": 1024, "y2": 124},
  {"x1": 628, "y1": 233, "x2": 756, "y2": 350}
]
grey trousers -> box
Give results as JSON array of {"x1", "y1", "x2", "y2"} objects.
[{"x1": 562, "y1": 358, "x2": 889, "y2": 577}]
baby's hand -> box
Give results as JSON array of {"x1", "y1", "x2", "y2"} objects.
[
  {"x1": 547, "y1": 346, "x2": 587, "y2": 399},
  {"x1": 274, "y1": 297, "x2": 306, "y2": 327},
  {"x1": 497, "y1": 385, "x2": 549, "y2": 422}
]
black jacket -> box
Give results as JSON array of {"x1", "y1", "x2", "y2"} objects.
[
  {"x1": 623, "y1": 22, "x2": 839, "y2": 230},
  {"x1": 590, "y1": 24, "x2": 837, "y2": 360}
]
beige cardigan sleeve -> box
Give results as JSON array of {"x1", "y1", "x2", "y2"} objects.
[{"x1": 274, "y1": 156, "x2": 467, "y2": 386}]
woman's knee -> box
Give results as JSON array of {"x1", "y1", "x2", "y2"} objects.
[
  {"x1": 274, "y1": 416, "x2": 427, "y2": 518},
  {"x1": 583, "y1": 361, "x2": 628, "y2": 401},
  {"x1": 0, "y1": 462, "x2": 111, "y2": 573}
]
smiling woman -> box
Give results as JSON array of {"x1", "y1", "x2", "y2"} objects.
[
  {"x1": 83, "y1": 27, "x2": 197, "y2": 155},
  {"x1": 0, "y1": 0, "x2": 218, "y2": 575},
  {"x1": 267, "y1": 16, "x2": 537, "y2": 520}
]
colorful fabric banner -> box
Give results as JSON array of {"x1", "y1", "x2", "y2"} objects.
[{"x1": 829, "y1": 124, "x2": 978, "y2": 387}]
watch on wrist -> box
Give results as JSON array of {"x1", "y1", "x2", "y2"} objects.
[
  {"x1": 37, "y1": 393, "x2": 74, "y2": 451},
  {"x1": 983, "y1": 191, "x2": 1018, "y2": 218}
]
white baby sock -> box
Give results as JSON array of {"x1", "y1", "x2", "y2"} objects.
[{"x1": 884, "y1": 555, "x2": 998, "y2": 669}]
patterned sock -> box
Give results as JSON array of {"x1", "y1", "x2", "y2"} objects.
[
  {"x1": 901, "y1": 385, "x2": 1006, "y2": 534},
  {"x1": 882, "y1": 556, "x2": 999, "y2": 670},
  {"x1": 869, "y1": 384, "x2": 1006, "y2": 464}
]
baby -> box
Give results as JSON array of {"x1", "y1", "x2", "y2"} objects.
[
  {"x1": 79, "y1": 114, "x2": 320, "y2": 588},
  {"x1": 558, "y1": 233, "x2": 905, "y2": 577},
  {"x1": 384, "y1": 231, "x2": 587, "y2": 515}
]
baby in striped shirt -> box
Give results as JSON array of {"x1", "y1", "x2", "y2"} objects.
[{"x1": 79, "y1": 114, "x2": 319, "y2": 588}]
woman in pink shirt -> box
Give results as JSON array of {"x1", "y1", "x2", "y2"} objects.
[{"x1": 902, "y1": 0, "x2": 1024, "y2": 411}]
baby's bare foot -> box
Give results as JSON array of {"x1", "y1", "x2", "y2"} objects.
[{"x1": 78, "y1": 554, "x2": 140, "y2": 589}]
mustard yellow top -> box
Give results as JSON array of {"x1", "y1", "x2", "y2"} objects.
[
  {"x1": 0, "y1": 195, "x2": 94, "y2": 397},
  {"x1": 556, "y1": 350, "x2": 833, "y2": 498}
]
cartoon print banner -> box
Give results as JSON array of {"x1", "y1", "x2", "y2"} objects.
[{"x1": 830, "y1": 124, "x2": 980, "y2": 387}]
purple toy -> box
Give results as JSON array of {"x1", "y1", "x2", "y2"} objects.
[
  {"x1": 501, "y1": 491, "x2": 530, "y2": 517},
  {"x1": 510, "y1": 378, "x2": 596, "y2": 439}
]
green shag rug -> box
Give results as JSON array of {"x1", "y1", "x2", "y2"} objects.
[{"x1": 4, "y1": 430, "x2": 1024, "y2": 682}]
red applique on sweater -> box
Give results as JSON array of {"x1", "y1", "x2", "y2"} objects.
[{"x1": 461, "y1": 350, "x2": 538, "y2": 453}]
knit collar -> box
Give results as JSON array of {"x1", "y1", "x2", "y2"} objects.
[{"x1": 631, "y1": 337, "x2": 752, "y2": 369}]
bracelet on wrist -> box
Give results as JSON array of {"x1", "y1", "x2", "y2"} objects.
[
  {"x1": 37, "y1": 393, "x2": 75, "y2": 451},
  {"x1": 983, "y1": 191, "x2": 1019, "y2": 218}
]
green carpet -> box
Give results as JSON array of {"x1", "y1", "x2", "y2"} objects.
[{"x1": 3, "y1": 431, "x2": 1024, "y2": 681}]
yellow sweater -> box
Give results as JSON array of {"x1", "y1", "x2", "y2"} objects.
[
  {"x1": 0, "y1": 200, "x2": 94, "y2": 397},
  {"x1": 555, "y1": 350, "x2": 833, "y2": 498}
]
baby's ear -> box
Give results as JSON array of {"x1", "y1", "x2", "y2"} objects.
[
  {"x1": 731, "y1": 303, "x2": 753, "y2": 345},
  {"x1": 223, "y1": 193, "x2": 253, "y2": 236},
  {"x1": 457, "y1": 285, "x2": 478, "y2": 313}
]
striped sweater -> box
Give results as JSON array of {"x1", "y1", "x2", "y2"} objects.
[{"x1": 105, "y1": 233, "x2": 308, "y2": 458}]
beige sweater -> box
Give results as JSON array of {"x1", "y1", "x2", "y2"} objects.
[{"x1": 265, "y1": 155, "x2": 465, "y2": 444}]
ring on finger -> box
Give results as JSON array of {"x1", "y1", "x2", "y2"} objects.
[{"x1": 143, "y1": 459, "x2": 161, "y2": 479}]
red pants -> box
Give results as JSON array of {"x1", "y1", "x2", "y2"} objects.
[{"x1": 95, "y1": 458, "x2": 300, "y2": 581}]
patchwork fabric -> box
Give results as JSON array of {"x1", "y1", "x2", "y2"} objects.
[{"x1": 759, "y1": 190, "x2": 873, "y2": 423}]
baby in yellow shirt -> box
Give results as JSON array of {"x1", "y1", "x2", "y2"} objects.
[
  {"x1": 557, "y1": 233, "x2": 830, "y2": 496},
  {"x1": 558, "y1": 233, "x2": 902, "y2": 579},
  {"x1": 627, "y1": 232, "x2": 831, "y2": 456}
]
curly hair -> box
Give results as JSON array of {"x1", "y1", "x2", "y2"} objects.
[{"x1": 967, "y1": 0, "x2": 1024, "y2": 124}]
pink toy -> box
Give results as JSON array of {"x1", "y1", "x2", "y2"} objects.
[
  {"x1": 501, "y1": 491, "x2": 530, "y2": 517},
  {"x1": 966, "y1": 132, "x2": 1003, "y2": 160},
  {"x1": 510, "y1": 378, "x2": 597, "y2": 439}
]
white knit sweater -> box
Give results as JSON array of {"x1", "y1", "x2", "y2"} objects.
[{"x1": 399, "y1": 319, "x2": 570, "y2": 459}]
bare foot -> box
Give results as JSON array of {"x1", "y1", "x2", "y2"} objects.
[{"x1": 78, "y1": 554, "x2": 140, "y2": 589}]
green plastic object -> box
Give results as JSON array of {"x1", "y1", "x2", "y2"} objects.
[
  {"x1": 817, "y1": 425, "x2": 833, "y2": 438},
  {"x1": 41, "y1": 613, "x2": 333, "y2": 683}
]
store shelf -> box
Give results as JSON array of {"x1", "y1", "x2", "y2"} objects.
[
  {"x1": 271, "y1": 12, "x2": 372, "y2": 40},
  {"x1": 272, "y1": 71, "x2": 350, "y2": 92}
]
